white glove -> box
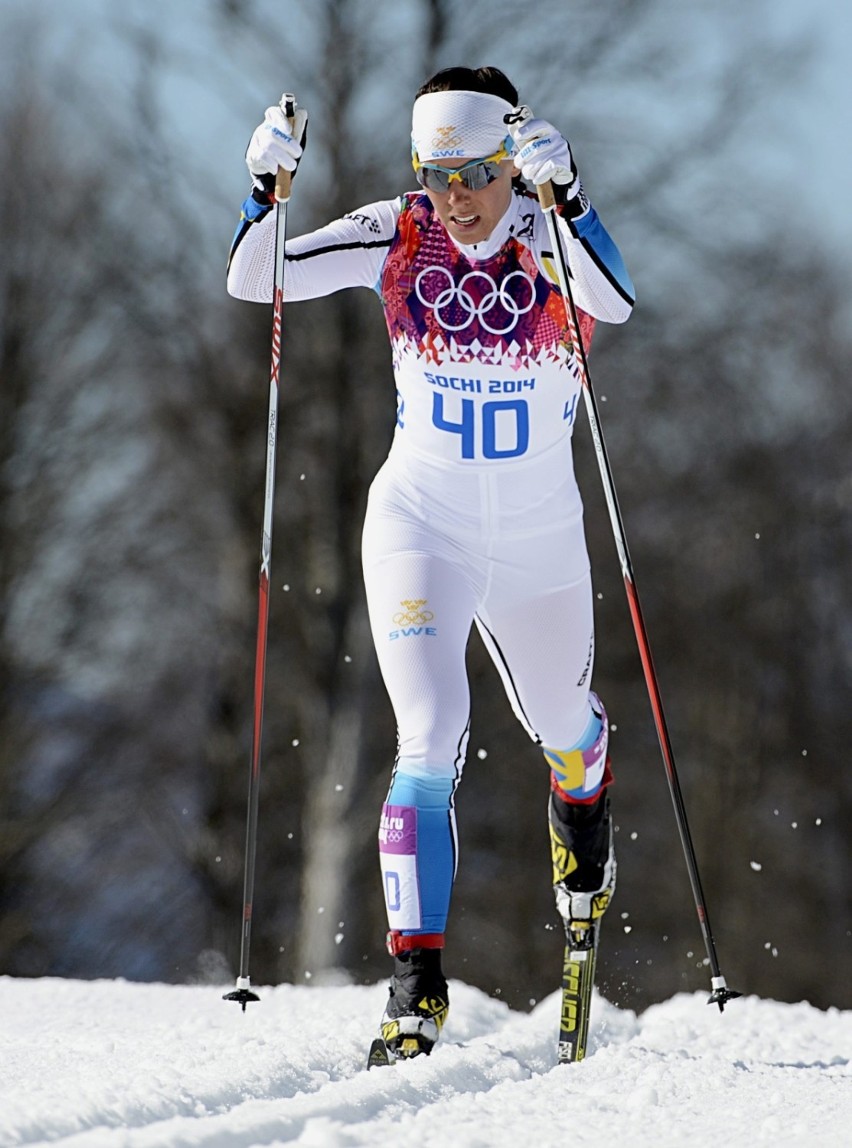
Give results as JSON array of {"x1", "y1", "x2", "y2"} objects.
[
  {"x1": 508, "y1": 108, "x2": 580, "y2": 197},
  {"x1": 245, "y1": 100, "x2": 308, "y2": 189}
]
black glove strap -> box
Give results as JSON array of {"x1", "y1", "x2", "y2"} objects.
[{"x1": 555, "y1": 180, "x2": 590, "y2": 220}]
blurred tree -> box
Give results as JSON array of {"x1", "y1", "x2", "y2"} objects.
[{"x1": 0, "y1": 15, "x2": 254, "y2": 979}]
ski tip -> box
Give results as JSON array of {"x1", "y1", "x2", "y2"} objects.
[{"x1": 367, "y1": 1037, "x2": 394, "y2": 1070}]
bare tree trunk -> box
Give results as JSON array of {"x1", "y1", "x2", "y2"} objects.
[{"x1": 295, "y1": 603, "x2": 378, "y2": 977}]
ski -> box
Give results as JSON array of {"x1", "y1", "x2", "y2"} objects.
[
  {"x1": 367, "y1": 1037, "x2": 394, "y2": 1069},
  {"x1": 557, "y1": 920, "x2": 599, "y2": 1063}
]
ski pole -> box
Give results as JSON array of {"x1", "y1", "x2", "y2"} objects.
[
  {"x1": 534, "y1": 177, "x2": 741, "y2": 1012},
  {"x1": 224, "y1": 94, "x2": 298, "y2": 1012}
]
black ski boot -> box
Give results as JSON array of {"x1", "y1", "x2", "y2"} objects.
[
  {"x1": 379, "y1": 945, "x2": 449, "y2": 1060},
  {"x1": 549, "y1": 789, "x2": 616, "y2": 929}
]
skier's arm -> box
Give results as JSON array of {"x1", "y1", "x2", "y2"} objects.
[
  {"x1": 227, "y1": 97, "x2": 397, "y2": 303},
  {"x1": 227, "y1": 196, "x2": 400, "y2": 303},
  {"x1": 511, "y1": 110, "x2": 635, "y2": 323},
  {"x1": 546, "y1": 205, "x2": 635, "y2": 324}
]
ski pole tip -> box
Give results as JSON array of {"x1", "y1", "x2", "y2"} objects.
[
  {"x1": 707, "y1": 975, "x2": 742, "y2": 1012},
  {"x1": 223, "y1": 977, "x2": 261, "y2": 1011}
]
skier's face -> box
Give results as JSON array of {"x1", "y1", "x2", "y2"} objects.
[{"x1": 423, "y1": 157, "x2": 515, "y2": 246}]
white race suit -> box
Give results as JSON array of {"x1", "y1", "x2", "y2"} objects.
[{"x1": 227, "y1": 183, "x2": 635, "y2": 938}]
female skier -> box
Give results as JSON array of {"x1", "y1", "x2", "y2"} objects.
[{"x1": 227, "y1": 65, "x2": 635, "y2": 1059}]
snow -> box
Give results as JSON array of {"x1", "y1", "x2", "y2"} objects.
[{"x1": 1, "y1": 977, "x2": 849, "y2": 1147}]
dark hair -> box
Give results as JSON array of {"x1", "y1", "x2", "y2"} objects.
[{"x1": 415, "y1": 66, "x2": 518, "y2": 105}]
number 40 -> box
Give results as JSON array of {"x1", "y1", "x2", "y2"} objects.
[{"x1": 432, "y1": 393, "x2": 529, "y2": 459}]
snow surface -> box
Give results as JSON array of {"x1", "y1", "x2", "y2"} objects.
[{"x1": 1, "y1": 976, "x2": 848, "y2": 1147}]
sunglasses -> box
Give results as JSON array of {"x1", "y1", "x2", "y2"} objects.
[{"x1": 412, "y1": 143, "x2": 512, "y2": 193}]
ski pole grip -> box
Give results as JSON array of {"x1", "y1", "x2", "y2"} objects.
[
  {"x1": 537, "y1": 181, "x2": 557, "y2": 212},
  {"x1": 275, "y1": 168, "x2": 292, "y2": 202},
  {"x1": 275, "y1": 93, "x2": 297, "y2": 202}
]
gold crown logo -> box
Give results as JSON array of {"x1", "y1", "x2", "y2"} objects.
[
  {"x1": 431, "y1": 124, "x2": 462, "y2": 150},
  {"x1": 393, "y1": 599, "x2": 435, "y2": 626}
]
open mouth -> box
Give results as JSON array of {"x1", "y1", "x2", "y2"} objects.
[{"x1": 451, "y1": 213, "x2": 479, "y2": 228}]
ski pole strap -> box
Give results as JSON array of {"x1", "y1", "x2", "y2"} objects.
[{"x1": 386, "y1": 930, "x2": 445, "y2": 955}]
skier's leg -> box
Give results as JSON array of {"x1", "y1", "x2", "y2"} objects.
[
  {"x1": 363, "y1": 502, "x2": 479, "y2": 1055},
  {"x1": 474, "y1": 570, "x2": 599, "y2": 752},
  {"x1": 364, "y1": 545, "x2": 476, "y2": 938},
  {"x1": 363, "y1": 548, "x2": 472, "y2": 1053},
  {"x1": 476, "y1": 569, "x2": 615, "y2": 924}
]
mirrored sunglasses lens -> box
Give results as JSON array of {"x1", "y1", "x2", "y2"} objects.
[
  {"x1": 416, "y1": 160, "x2": 501, "y2": 193},
  {"x1": 416, "y1": 167, "x2": 449, "y2": 192},
  {"x1": 462, "y1": 162, "x2": 494, "y2": 190}
]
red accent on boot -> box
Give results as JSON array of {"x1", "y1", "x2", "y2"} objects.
[
  {"x1": 550, "y1": 756, "x2": 614, "y2": 806},
  {"x1": 386, "y1": 930, "x2": 445, "y2": 956}
]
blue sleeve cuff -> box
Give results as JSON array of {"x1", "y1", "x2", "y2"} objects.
[{"x1": 228, "y1": 189, "x2": 274, "y2": 269}]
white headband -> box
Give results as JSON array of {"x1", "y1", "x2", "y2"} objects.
[{"x1": 411, "y1": 90, "x2": 516, "y2": 161}]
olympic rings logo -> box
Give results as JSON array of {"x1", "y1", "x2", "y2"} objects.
[
  {"x1": 393, "y1": 599, "x2": 434, "y2": 625},
  {"x1": 414, "y1": 265, "x2": 536, "y2": 335}
]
